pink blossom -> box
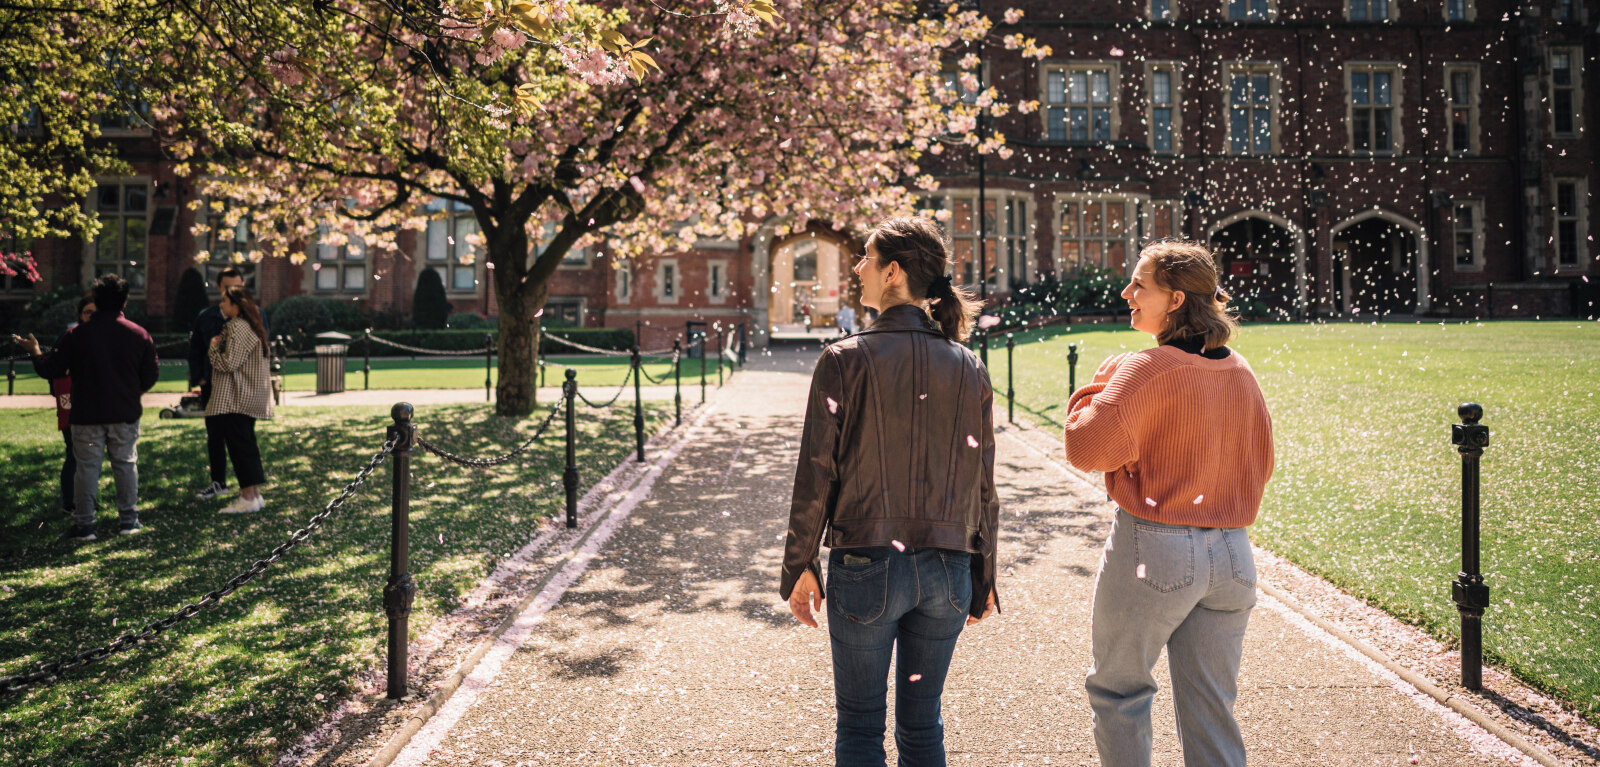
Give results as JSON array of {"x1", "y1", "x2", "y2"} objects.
[
  {"x1": 1003, "y1": 8, "x2": 1023, "y2": 24},
  {"x1": 491, "y1": 27, "x2": 525, "y2": 51}
]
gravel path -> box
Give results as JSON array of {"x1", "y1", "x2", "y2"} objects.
[{"x1": 341, "y1": 357, "x2": 1558, "y2": 767}]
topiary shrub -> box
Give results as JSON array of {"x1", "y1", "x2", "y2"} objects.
[
  {"x1": 172, "y1": 268, "x2": 210, "y2": 334},
  {"x1": 263, "y1": 295, "x2": 362, "y2": 339},
  {"x1": 445, "y1": 311, "x2": 488, "y2": 329},
  {"x1": 412, "y1": 268, "x2": 450, "y2": 329}
]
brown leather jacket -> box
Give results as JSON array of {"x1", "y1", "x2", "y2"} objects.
[{"x1": 780, "y1": 304, "x2": 1001, "y2": 619}]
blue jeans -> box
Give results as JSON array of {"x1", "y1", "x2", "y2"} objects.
[
  {"x1": 827, "y1": 545, "x2": 972, "y2": 767},
  {"x1": 1086, "y1": 509, "x2": 1256, "y2": 767}
]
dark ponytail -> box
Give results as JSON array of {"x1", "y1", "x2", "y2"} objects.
[
  {"x1": 866, "y1": 216, "x2": 982, "y2": 342},
  {"x1": 222, "y1": 286, "x2": 271, "y2": 359}
]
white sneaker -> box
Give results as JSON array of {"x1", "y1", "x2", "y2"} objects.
[{"x1": 220, "y1": 496, "x2": 266, "y2": 514}]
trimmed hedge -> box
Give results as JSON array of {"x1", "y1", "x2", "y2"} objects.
[
  {"x1": 150, "y1": 327, "x2": 636, "y2": 357},
  {"x1": 260, "y1": 327, "x2": 636, "y2": 357}
]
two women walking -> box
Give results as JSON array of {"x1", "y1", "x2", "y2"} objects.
[{"x1": 783, "y1": 220, "x2": 1274, "y2": 767}]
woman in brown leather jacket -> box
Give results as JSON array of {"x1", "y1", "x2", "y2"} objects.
[{"x1": 781, "y1": 216, "x2": 1000, "y2": 766}]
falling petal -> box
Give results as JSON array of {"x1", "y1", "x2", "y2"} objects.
[
  {"x1": 1193, "y1": 494, "x2": 1204, "y2": 504},
  {"x1": 977, "y1": 314, "x2": 1001, "y2": 329},
  {"x1": 967, "y1": 435, "x2": 980, "y2": 448},
  {"x1": 919, "y1": 393, "x2": 928, "y2": 399},
  {"x1": 891, "y1": 540, "x2": 906, "y2": 552},
  {"x1": 1136, "y1": 564, "x2": 1147, "y2": 579},
  {"x1": 1145, "y1": 497, "x2": 1157, "y2": 507},
  {"x1": 826, "y1": 397, "x2": 839, "y2": 414},
  {"x1": 908, "y1": 673, "x2": 923, "y2": 682}
]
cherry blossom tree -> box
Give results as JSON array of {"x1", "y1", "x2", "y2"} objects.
[{"x1": 10, "y1": 0, "x2": 1039, "y2": 415}]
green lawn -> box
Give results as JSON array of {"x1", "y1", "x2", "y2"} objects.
[
  {"x1": 2, "y1": 353, "x2": 728, "y2": 395},
  {"x1": 1002, "y1": 319, "x2": 1600, "y2": 722},
  {"x1": 0, "y1": 401, "x2": 670, "y2": 766}
]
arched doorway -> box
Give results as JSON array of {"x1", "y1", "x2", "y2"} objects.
[
  {"x1": 769, "y1": 232, "x2": 848, "y2": 333},
  {"x1": 1331, "y1": 211, "x2": 1425, "y2": 316},
  {"x1": 1208, "y1": 214, "x2": 1302, "y2": 318}
]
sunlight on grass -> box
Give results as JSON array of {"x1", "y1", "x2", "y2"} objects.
[
  {"x1": 0, "y1": 400, "x2": 670, "y2": 766},
  {"x1": 1005, "y1": 319, "x2": 1600, "y2": 722}
]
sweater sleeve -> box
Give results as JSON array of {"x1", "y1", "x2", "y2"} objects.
[
  {"x1": 1062, "y1": 356, "x2": 1141, "y2": 473},
  {"x1": 29, "y1": 329, "x2": 74, "y2": 381},
  {"x1": 138, "y1": 333, "x2": 159, "y2": 393}
]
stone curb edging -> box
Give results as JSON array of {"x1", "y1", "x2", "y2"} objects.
[
  {"x1": 995, "y1": 422, "x2": 1568, "y2": 767},
  {"x1": 358, "y1": 394, "x2": 726, "y2": 767},
  {"x1": 1257, "y1": 581, "x2": 1565, "y2": 767}
]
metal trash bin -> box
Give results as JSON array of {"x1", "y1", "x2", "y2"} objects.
[{"x1": 314, "y1": 331, "x2": 352, "y2": 394}]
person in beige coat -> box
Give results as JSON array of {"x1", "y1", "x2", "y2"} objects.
[{"x1": 207, "y1": 286, "x2": 274, "y2": 514}]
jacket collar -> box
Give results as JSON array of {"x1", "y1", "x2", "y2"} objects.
[{"x1": 857, "y1": 303, "x2": 943, "y2": 337}]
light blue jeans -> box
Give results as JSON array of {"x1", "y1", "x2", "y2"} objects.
[
  {"x1": 1086, "y1": 508, "x2": 1256, "y2": 767},
  {"x1": 70, "y1": 422, "x2": 141, "y2": 526}
]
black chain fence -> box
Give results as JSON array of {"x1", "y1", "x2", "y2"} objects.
[
  {"x1": 0, "y1": 436, "x2": 398, "y2": 696},
  {"x1": 415, "y1": 400, "x2": 564, "y2": 468}
]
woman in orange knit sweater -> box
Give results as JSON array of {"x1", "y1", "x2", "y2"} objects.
[{"x1": 1064, "y1": 240, "x2": 1274, "y2": 767}]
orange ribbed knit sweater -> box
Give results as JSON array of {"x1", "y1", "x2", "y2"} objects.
[{"x1": 1063, "y1": 345, "x2": 1274, "y2": 528}]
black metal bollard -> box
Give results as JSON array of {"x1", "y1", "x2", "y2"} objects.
[
  {"x1": 484, "y1": 333, "x2": 493, "y2": 403},
  {"x1": 363, "y1": 329, "x2": 371, "y2": 391},
  {"x1": 631, "y1": 346, "x2": 644, "y2": 462},
  {"x1": 673, "y1": 339, "x2": 682, "y2": 426},
  {"x1": 1006, "y1": 333, "x2": 1015, "y2": 424},
  {"x1": 1067, "y1": 342, "x2": 1080, "y2": 393},
  {"x1": 7, "y1": 357, "x2": 14, "y2": 396},
  {"x1": 738, "y1": 321, "x2": 748, "y2": 366},
  {"x1": 562, "y1": 369, "x2": 579, "y2": 529},
  {"x1": 385, "y1": 403, "x2": 418, "y2": 699},
  {"x1": 979, "y1": 327, "x2": 989, "y2": 369},
  {"x1": 1451, "y1": 402, "x2": 1491, "y2": 690},
  {"x1": 270, "y1": 338, "x2": 284, "y2": 406},
  {"x1": 699, "y1": 331, "x2": 707, "y2": 405},
  {"x1": 716, "y1": 325, "x2": 724, "y2": 388}
]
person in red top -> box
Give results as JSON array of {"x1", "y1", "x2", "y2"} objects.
[
  {"x1": 50, "y1": 295, "x2": 97, "y2": 517},
  {"x1": 1064, "y1": 240, "x2": 1274, "y2": 767}
]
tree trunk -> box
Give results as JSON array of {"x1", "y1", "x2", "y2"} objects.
[{"x1": 490, "y1": 234, "x2": 547, "y2": 417}]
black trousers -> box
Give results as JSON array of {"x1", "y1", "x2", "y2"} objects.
[
  {"x1": 207, "y1": 413, "x2": 265, "y2": 488},
  {"x1": 201, "y1": 384, "x2": 226, "y2": 484}
]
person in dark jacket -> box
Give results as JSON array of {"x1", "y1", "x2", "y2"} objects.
[
  {"x1": 782, "y1": 216, "x2": 1000, "y2": 766},
  {"x1": 188, "y1": 266, "x2": 246, "y2": 500},
  {"x1": 47, "y1": 295, "x2": 97, "y2": 517},
  {"x1": 13, "y1": 274, "x2": 159, "y2": 540}
]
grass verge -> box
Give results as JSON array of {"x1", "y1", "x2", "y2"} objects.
[
  {"x1": 0, "y1": 400, "x2": 669, "y2": 766},
  {"x1": 1001, "y1": 319, "x2": 1600, "y2": 723}
]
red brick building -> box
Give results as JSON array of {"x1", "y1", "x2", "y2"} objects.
[{"x1": 4, "y1": 0, "x2": 1594, "y2": 342}]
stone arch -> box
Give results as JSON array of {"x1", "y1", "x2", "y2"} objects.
[
  {"x1": 749, "y1": 219, "x2": 853, "y2": 345},
  {"x1": 1330, "y1": 208, "x2": 1430, "y2": 315},
  {"x1": 1205, "y1": 210, "x2": 1308, "y2": 317}
]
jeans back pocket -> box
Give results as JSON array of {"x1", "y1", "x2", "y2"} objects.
[
  {"x1": 939, "y1": 551, "x2": 973, "y2": 614},
  {"x1": 828, "y1": 557, "x2": 890, "y2": 624},
  {"x1": 1223, "y1": 527, "x2": 1257, "y2": 588},
  {"x1": 1131, "y1": 523, "x2": 1196, "y2": 594}
]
